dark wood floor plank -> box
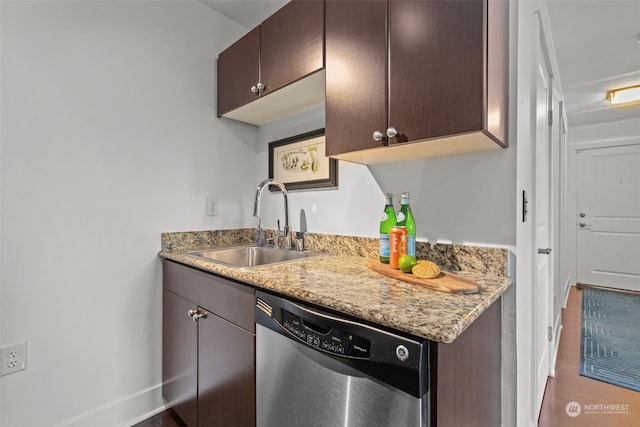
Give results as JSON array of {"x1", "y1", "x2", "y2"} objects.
[
  {"x1": 538, "y1": 286, "x2": 640, "y2": 427},
  {"x1": 131, "y1": 408, "x2": 187, "y2": 427}
]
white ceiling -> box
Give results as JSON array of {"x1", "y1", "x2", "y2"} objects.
[
  {"x1": 200, "y1": 0, "x2": 288, "y2": 28},
  {"x1": 202, "y1": 0, "x2": 640, "y2": 129},
  {"x1": 547, "y1": 0, "x2": 640, "y2": 127}
]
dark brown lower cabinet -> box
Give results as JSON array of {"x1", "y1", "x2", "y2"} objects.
[
  {"x1": 431, "y1": 296, "x2": 502, "y2": 427},
  {"x1": 162, "y1": 289, "x2": 198, "y2": 427},
  {"x1": 163, "y1": 260, "x2": 255, "y2": 427},
  {"x1": 198, "y1": 312, "x2": 255, "y2": 427},
  {"x1": 163, "y1": 259, "x2": 501, "y2": 427}
]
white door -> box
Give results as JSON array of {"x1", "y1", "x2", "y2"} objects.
[
  {"x1": 533, "y1": 46, "x2": 552, "y2": 412},
  {"x1": 576, "y1": 144, "x2": 640, "y2": 291}
]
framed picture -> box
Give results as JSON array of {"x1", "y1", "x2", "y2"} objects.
[{"x1": 268, "y1": 128, "x2": 338, "y2": 191}]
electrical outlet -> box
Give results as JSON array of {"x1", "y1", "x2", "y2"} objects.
[
  {"x1": 206, "y1": 197, "x2": 219, "y2": 216},
  {"x1": 1, "y1": 342, "x2": 27, "y2": 377}
]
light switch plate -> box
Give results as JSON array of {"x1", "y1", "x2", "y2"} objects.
[{"x1": 206, "y1": 197, "x2": 219, "y2": 216}]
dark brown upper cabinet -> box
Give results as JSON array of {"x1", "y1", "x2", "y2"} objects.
[
  {"x1": 325, "y1": 0, "x2": 509, "y2": 164},
  {"x1": 217, "y1": 0, "x2": 325, "y2": 126},
  {"x1": 217, "y1": 27, "x2": 261, "y2": 120}
]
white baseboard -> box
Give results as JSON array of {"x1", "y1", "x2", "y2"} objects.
[
  {"x1": 563, "y1": 277, "x2": 572, "y2": 308},
  {"x1": 56, "y1": 383, "x2": 166, "y2": 427},
  {"x1": 549, "y1": 324, "x2": 563, "y2": 377},
  {"x1": 549, "y1": 277, "x2": 571, "y2": 378}
]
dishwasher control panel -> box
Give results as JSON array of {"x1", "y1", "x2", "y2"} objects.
[{"x1": 281, "y1": 309, "x2": 371, "y2": 358}]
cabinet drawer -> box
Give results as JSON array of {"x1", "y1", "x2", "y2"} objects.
[{"x1": 163, "y1": 260, "x2": 255, "y2": 333}]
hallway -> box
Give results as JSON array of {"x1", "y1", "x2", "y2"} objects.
[{"x1": 538, "y1": 286, "x2": 640, "y2": 426}]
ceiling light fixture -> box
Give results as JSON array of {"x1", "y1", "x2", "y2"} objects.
[{"x1": 607, "y1": 85, "x2": 640, "y2": 105}]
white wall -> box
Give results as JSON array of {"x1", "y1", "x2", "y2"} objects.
[
  {"x1": 253, "y1": 107, "x2": 384, "y2": 238},
  {"x1": 369, "y1": 147, "x2": 516, "y2": 247},
  {"x1": 254, "y1": 106, "x2": 517, "y2": 246},
  {"x1": 0, "y1": 2, "x2": 256, "y2": 426}
]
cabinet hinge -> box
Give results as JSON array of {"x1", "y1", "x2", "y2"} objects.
[
  {"x1": 548, "y1": 326, "x2": 553, "y2": 341},
  {"x1": 548, "y1": 110, "x2": 553, "y2": 126}
]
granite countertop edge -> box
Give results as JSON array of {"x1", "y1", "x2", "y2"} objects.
[{"x1": 159, "y1": 248, "x2": 511, "y2": 343}]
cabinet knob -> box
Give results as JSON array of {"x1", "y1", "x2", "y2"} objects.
[
  {"x1": 373, "y1": 130, "x2": 385, "y2": 142},
  {"x1": 188, "y1": 309, "x2": 206, "y2": 322},
  {"x1": 386, "y1": 127, "x2": 398, "y2": 138},
  {"x1": 251, "y1": 83, "x2": 265, "y2": 94}
]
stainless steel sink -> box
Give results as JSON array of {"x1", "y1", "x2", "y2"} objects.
[{"x1": 187, "y1": 245, "x2": 326, "y2": 268}]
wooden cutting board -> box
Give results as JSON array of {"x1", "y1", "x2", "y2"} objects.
[{"x1": 366, "y1": 259, "x2": 479, "y2": 294}]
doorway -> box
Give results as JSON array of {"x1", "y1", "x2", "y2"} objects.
[{"x1": 576, "y1": 144, "x2": 640, "y2": 292}]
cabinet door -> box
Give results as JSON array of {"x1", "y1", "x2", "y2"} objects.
[
  {"x1": 325, "y1": 1, "x2": 387, "y2": 155},
  {"x1": 198, "y1": 311, "x2": 256, "y2": 427},
  {"x1": 388, "y1": 0, "x2": 484, "y2": 143},
  {"x1": 260, "y1": 0, "x2": 324, "y2": 96},
  {"x1": 433, "y1": 296, "x2": 501, "y2": 426},
  {"x1": 325, "y1": 0, "x2": 387, "y2": 156},
  {"x1": 217, "y1": 27, "x2": 260, "y2": 116},
  {"x1": 163, "y1": 289, "x2": 198, "y2": 427},
  {"x1": 164, "y1": 260, "x2": 255, "y2": 333}
]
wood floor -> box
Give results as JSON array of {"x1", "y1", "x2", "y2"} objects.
[
  {"x1": 132, "y1": 408, "x2": 186, "y2": 427},
  {"x1": 538, "y1": 286, "x2": 640, "y2": 427}
]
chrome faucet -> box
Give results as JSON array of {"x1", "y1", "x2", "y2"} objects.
[{"x1": 254, "y1": 178, "x2": 291, "y2": 249}]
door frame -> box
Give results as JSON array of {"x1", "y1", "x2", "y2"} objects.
[
  {"x1": 515, "y1": 5, "x2": 564, "y2": 426},
  {"x1": 532, "y1": 22, "x2": 556, "y2": 414},
  {"x1": 551, "y1": 95, "x2": 568, "y2": 375}
]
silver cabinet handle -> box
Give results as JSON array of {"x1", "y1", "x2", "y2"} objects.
[
  {"x1": 188, "y1": 309, "x2": 206, "y2": 322},
  {"x1": 373, "y1": 130, "x2": 385, "y2": 142},
  {"x1": 578, "y1": 222, "x2": 592, "y2": 228},
  {"x1": 386, "y1": 127, "x2": 398, "y2": 138},
  {"x1": 579, "y1": 213, "x2": 586, "y2": 218},
  {"x1": 251, "y1": 83, "x2": 265, "y2": 94},
  {"x1": 538, "y1": 248, "x2": 552, "y2": 255}
]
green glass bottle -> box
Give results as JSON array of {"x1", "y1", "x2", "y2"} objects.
[
  {"x1": 397, "y1": 192, "x2": 416, "y2": 257},
  {"x1": 379, "y1": 193, "x2": 397, "y2": 263}
]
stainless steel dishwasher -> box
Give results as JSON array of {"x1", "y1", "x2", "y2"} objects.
[{"x1": 255, "y1": 290, "x2": 430, "y2": 427}]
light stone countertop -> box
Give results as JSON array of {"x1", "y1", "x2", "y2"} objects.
[{"x1": 159, "y1": 246, "x2": 512, "y2": 344}]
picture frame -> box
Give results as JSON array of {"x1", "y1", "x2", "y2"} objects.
[{"x1": 268, "y1": 128, "x2": 338, "y2": 191}]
